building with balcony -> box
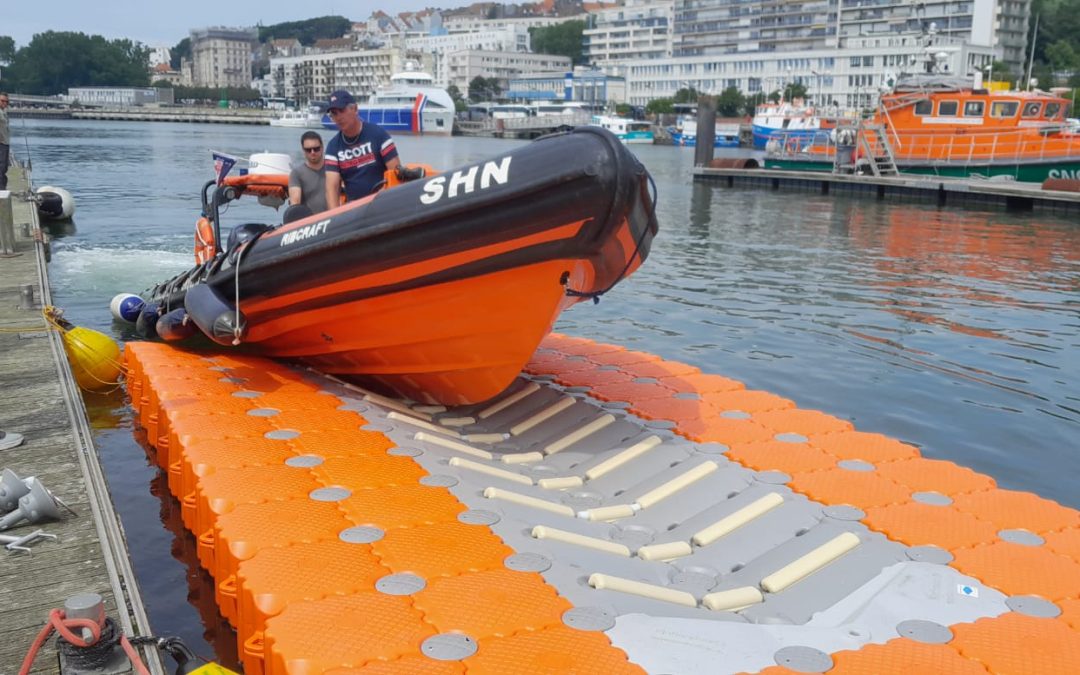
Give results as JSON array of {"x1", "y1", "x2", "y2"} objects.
[
  {"x1": 626, "y1": 33, "x2": 995, "y2": 108},
  {"x1": 268, "y1": 49, "x2": 410, "y2": 104},
  {"x1": 190, "y1": 26, "x2": 258, "y2": 89},
  {"x1": 406, "y1": 26, "x2": 533, "y2": 87},
  {"x1": 583, "y1": 0, "x2": 673, "y2": 75}
]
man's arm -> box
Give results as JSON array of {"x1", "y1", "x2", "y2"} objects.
[
  {"x1": 288, "y1": 185, "x2": 303, "y2": 206},
  {"x1": 325, "y1": 171, "x2": 341, "y2": 208},
  {"x1": 385, "y1": 156, "x2": 401, "y2": 172}
]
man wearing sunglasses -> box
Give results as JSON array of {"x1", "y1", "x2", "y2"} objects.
[
  {"x1": 323, "y1": 89, "x2": 400, "y2": 208},
  {"x1": 289, "y1": 131, "x2": 329, "y2": 213}
]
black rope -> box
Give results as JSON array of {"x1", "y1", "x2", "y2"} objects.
[{"x1": 563, "y1": 171, "x2": 658, "y2": 304}]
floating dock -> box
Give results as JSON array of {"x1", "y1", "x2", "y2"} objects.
[
  {"x1": 693, "y1": 166, "x2": 1080, "y2": 216},
  {"x1": 125, "y1": 332, "x2": 1080, "y2": 674},
  {"x1": 0, "y1": 166, "x2": 159, "y2": 672}
]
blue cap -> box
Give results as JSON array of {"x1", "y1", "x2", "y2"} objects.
[{"x1": 328, "y1": 90, "x2": 356, "y2": 110}]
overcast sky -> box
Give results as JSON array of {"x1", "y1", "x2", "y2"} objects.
[{"x1": 4, "y1": 0, "x2": 437, "y2": 49}]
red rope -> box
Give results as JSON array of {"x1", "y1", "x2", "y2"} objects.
[{"x1": 19, "y1": 609, "x2": 149, "y2": 675}]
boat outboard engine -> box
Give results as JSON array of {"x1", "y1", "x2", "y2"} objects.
[
  {"x1": 184, "y1": 283, "x2": 247, "y2": 346},
  {"x1": 226, "y1": 222, "x2": 274, "y2": 256}
]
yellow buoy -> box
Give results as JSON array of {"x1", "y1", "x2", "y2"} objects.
[
  {"x1": 44, "y1": 307, "x2": 122, "y2": 390},
  {"x1": 63, "y1": 326, "x2": 122, "y2": 390}
]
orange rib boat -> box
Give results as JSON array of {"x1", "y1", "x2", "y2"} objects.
[{"x1": 137, "y1": 127, "x2": 659, "y2": 404}]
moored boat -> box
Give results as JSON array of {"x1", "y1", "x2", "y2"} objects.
[
  {"x1": 670, "y1": 118, "x2": 741, "y2": 148},
  {"x1": 268, "y1": 105, "x2": 325, "y2": 129},
  {"x1": 590, "y1": 115, "x2": 655, "y2": 144},
  {"x1": 321, "y1": 65, "x2": 455, "y2": 135},
  {"x1": 136, "y1": 127, "x2": 658, "y2": 404},
  {"x1": 751, "y1": 99, "x2": 836, "y2": 148},
  {"x1": 764, "y1": 75, "x2": 1080, "y2": 182}
]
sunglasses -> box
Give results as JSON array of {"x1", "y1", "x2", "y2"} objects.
[{"x1": 303, "y1": 146, "x2": 323, "y2": 153}]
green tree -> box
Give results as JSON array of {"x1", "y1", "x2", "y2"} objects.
[
  {"x1": 467, "y1": 76, "x2": 501, "y2": 102},
  {"x1": 986, "y1": 60, "x2": 1012, "y2": 83},
  {"x1": 646, "y1": 98, "x2": 674, "y2": 115},
  {"x1": 151, "y1": 79, "x2": 174, "y2": 89},
  {"x1": 743, "y1": 92, "x2": 767, "y2": 116},
  {"x1": 258, "y1": 16, "x2": 352, "y2": 46},
  {"x1": 673, "y1": 88, "x2": 698, "y2": 103},
  {"x1": 716, "y1": 86, "x2": 745, "y2": 117},
  {"x1": 615, "y1": 103, "x2": 633, "y2": 116},
  {"x1": 170, "y1": 37, "x2": 190, "y2": 70},
  {"x1": 786, "y1": 82, "x2": 808, "y2": 100},
  {"x1": 6, "y1": 31, "x2": 149, "y2": 94},
  {"x1": 0, "y1": 35, "x2": 15, "y2": 64},
  {"x1": 1046, "y1": 39, "x2": 1078, "y2": 71},
  {"x1": 529, "y1": 21, "x2": 585, "y2": 64},
  {"x1": 446, "y1": 84, "x2": 468, "y2": 112}
]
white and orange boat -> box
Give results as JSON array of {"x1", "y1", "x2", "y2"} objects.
[
  {"x1": 132, "y1": 127, "x2": 659, "y2": 405},
  {"x1": 766, "y1": 74, "x2": 1080, "y2": 182}
]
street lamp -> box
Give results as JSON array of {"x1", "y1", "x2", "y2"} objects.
[
  {"x1": 983, "y1": 62, "x2": 993, "y2": 88},
  {"x1": 811, "y1": 69, "x2": 821, "y2": 107}
]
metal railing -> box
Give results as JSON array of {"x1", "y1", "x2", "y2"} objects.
[{"x1": 765, "y1": 123, "x2": 1080, "y2": 170}]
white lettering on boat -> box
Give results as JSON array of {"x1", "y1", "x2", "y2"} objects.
[
  {"x1": 280, "y1": 218, "x2": 330, "y2": 247},
  {"x1": 1048, "y1": 169, "x2": 1079, "y2": 179},
  {"x1": 420, "y1": 157, "x2": 512, "y2": 204}
]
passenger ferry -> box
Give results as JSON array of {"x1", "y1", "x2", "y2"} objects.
[
  {"x1": 590, "y1": 115, "x2": 654, "y2": 144},
  {"x1": 765, "y1": 74, "x2": 1080, "y2": 182},
  {"x1": 321, "y1": 66, "x2": 455, "y2": 135},
  {"x1": 670, "y1": 118, "x2": 741, "y2": 148}
]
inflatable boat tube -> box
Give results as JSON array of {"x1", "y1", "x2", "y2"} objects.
[
  {"x1": 184, "y1": 283, "x2": 247, "y2": 346},
  {"x1": 155, "y1": 308, "x2": 200, "y2": 342}
]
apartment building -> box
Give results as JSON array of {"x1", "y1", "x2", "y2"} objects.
[
  {"x1": 626, "y1": 33, "x2": 996, "y2": 108},
  {"x1": 508, "y1": 69, "x2": 627, "y2": 105},
  {"x1": 447, "y1": 50, "x2": 572, "y2": 96},
  {"x1": 668, "y1": 0, "x2": 1029, "y2": 71},
  {"x1": 407, "y1": 26, "x2": 533, "y2": 86},
  {"x1": 190, "y1": 27, "x2": 258, "y2": 89},
  {"x1": 583, "y1": 0, "x2": 673, "y2": 74},
  {"x1": 268, "y1": 49, "x2": 409, "y2": 104}
]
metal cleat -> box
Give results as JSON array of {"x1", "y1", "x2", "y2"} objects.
[{"x1": 0, "y1": 529, "x2": 59, "y2": 554}]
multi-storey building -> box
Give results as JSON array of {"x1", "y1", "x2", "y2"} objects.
[
  {"x1": 406, "y1": 26, "x2": 532, "y2": 87},
  {"x1": 583, "y1": 0, "x2": 673, "y2": 75},
  {"x1": 669, "y1": 0, "x2": 1029, "y2": 72},
  {"x1": 190, "y1": 27, "x2": 258, "y2": 89},
  {"x1": 442, "y1": 14, "x2": 584, "y2": 34},
  {"x1": 626, "y1": 33, "x2": 996, "y2": 108},
  {"x1": 268, "y1": 49, "x2": 410, "y2": 104},
  {"x1": 447, "y1": 50, "x2": 573, "y2": 97}
]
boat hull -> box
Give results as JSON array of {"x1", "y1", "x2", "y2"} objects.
[
  {"x1": 765, "y1": 157, "x2": 1080, "y2": 182},
  {"x1": 321, "y1": 103, "x2": 454, "y2": 135},
  {"x1": 146, "y1": 127, "x2": 657, "y2": 404},
  {"x1": 752, "y1": 125, "x2": 821, "y2": 148}
]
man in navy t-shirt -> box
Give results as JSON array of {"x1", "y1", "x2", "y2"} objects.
[{"x1": 324, "y1": 89, "x2": 401, "y2": 206}]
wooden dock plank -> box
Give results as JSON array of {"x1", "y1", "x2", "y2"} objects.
[{"x1": 0, "y1": 164, "x2": 160, "y2": 673}]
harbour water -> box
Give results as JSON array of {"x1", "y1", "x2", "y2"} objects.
[{"x1": 13, "y1": 118, "x2": 1080, "y2": 666}]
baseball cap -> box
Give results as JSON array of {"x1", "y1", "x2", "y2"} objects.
[{"x1": 328, "y1": 90, "x2": 356, "y2": 110}]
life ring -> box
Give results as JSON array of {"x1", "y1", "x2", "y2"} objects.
[{"x1": 194, "y1": 216, "x2": 216, "y2": 265}]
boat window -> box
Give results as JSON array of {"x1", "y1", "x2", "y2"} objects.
[
  {"x1": 1021, "y1": 101, "x2": 1042, "y2": 118},
  {"x1": 963, "y1": 100, "x2": 985, "y2": 117},
  {"x1": 989, "y1": 101, "x2": 1019, "y2": 118},
  {"x1": 1045, "y1": 102, "x2": 1062, "y2": 119},
  {"x1": 914, "y1": 99, "x2": 933, "y2": 115},
  {"x1": 937, "y1": 100, "x2": 958, "y2": 116}
]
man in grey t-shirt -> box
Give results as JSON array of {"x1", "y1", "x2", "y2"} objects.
[{"x1": 288, "y1": 130, "x2": 328, "y2": 214}]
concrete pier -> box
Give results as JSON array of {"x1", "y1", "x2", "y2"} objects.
[
  {"x1": 693, "y1": 165, "x2": 1080, "y2": 216},
  {"x1": 0, "y1": 164, "x2": 161, "y2": 672}
]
